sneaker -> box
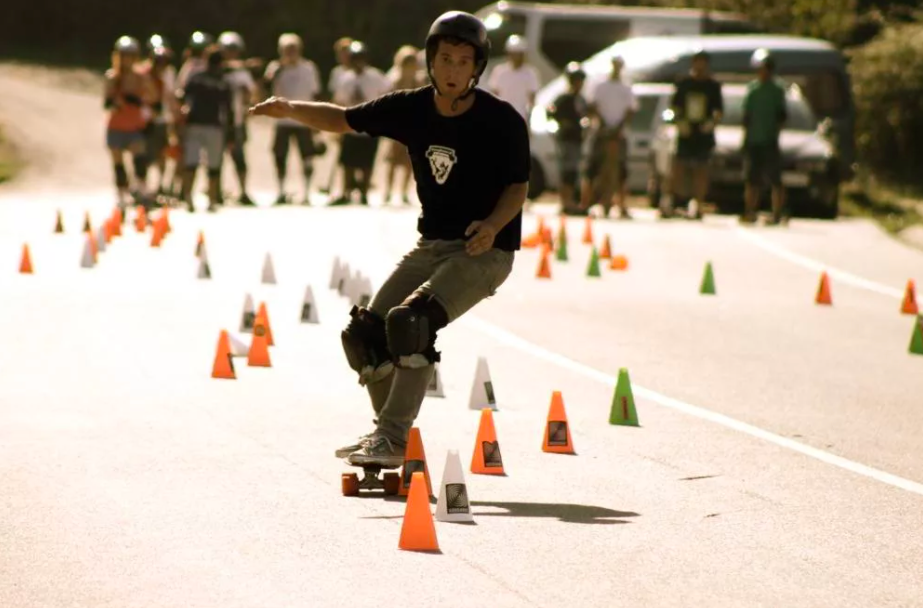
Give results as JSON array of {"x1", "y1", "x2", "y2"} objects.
[
  {"x1": 346, "y1": 433, "x2": 406, "y2": 467},
  {"x1": 334, "y1": 432, "x2": 376, "y2": 458}
]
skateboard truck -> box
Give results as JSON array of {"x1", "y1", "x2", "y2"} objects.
[{"x1": 342, "y1": 464, "x2": 401, "y2": 496}]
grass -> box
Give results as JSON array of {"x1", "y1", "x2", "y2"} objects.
[
  {"x1": 0, "y1": 125, "x2": 21, "y2": 185},
  {"x1": 841, "y1": 173, "x2": 923, "y2": 235}
]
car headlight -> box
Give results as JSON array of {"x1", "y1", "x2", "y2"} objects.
[{"x1": 529, "y1": 107, "x2": 559, "y2": 135}]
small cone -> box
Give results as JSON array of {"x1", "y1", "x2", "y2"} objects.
[
  {"x1": 82, "y1": 211, "x2": 91, "y2": 233},
  {"x1": 111, "y1": 208, "x2": 122, "y2": 237},
  {"x1": 328, "y1": 256, "x2": 342, "y2": 290},
  {"x1": 542, "y1": 391, "x2": 575, "y2": 454},
  {"x1": 96, "y1": 225, "x2": 107, "y2": 254},
  {"x1": 468, "y1": 356, "x2": 498, "y2": 411},
  {"x1": 197, "y1": 249, "x2": 211, "y2": 279},
  {"x1": 135, "y1": 207, "x2": 147, "y2": 233},
  {"x1": 54, "y1": 210, "x2": 64, "y2": 234},
  {"x1": 536, "y1": 216, "x2": 546, "y2": 238},
  {"x1": 426, "y1": 363, "x2": 445, "y2": 398},
  {"x1": 336, "y1": 262, "x2": 351, "y2": 295},
  {"x1": 103, "y1": 219, "x2": 113, "y2": 244},
  {"x1": 150, "y1": 221, "x2": 164, "y2": 248},
  {"x1": 610, "y1": 368, "x2": 639, "y2": 426},
  {"x1": 536, "y1": 247, "x2": 552, "y2": 279},
  {"x1": 558, "y1": 215, "x2": 568, "y2": 240},
  {"x1": 18, "y1": 244, "x2": 33, "y2": 274},
  {"x1": 80, "y1": 236, "x2": 95, "y2": 268},
  {"x1": 300, "y1": 285, "x2": 319, "y2": 324},
  {"x1": 227, "y1": 332, "x2": 250, "y2": 357},
  {"x1": 900, "y1": 280, "x2": 918, "y2": 315},
  {"x1": 435, "y1": 450, "x2": 474, "y2": 523},
  {"x1": 247, "y1": 315, "x2": 272, "y2": 367},
  {"x1": 256, "y1": 302, "x2": 275, "y2": 346},
  {"x1": 582, "y1": 216, "x2": 593, "y2": 244},
  {"x1": 471, "y1": 408, "x2": 505, "y2": 475},
  {"x1": 521, "y1": 233, "x2": 541, "y2": 248},
  {"x1": 541, "y1": 226, "x2": 553, "y2": 249},
  {"x1": 586, "y1": 247, "x2": 601, "y2": 277},
  {"x1": 609, "y1": 254, "x2": 628, "y2": 271},
  {"x1": 700, "y1": 261, "x2": 716, "y2": 295},
  {"x1": 195, "y1": 231, "x2": 204, "y2": 257},
  {"x1": 555, "y1": 233, "x2": 568, "y2": 262},
  {"x1": 240, "y1": 294, "x2": 256, "y2": 333},
  {"x1": 211, "y1": 330, "x2": 236, "y2": 379},
  {"x1": 816, "y1": 271, "x2": 832, "y2": 305},
  {"x1": 261, "y1": 252, "x2": 277, "y2": 284},
  {"x1": 398, "y1": 472, "x2": 440, "y2": 552},
  {"x1": 599, "y1": 234, "x2": 612, "y2": 259},
  {"x1": 162, "y1": 207, "x2": 172, "y2": 234},
  {"x1": 154, "y1": 214, "x2": 168, "y2": 240},
  {"x1": 88, "y1": 229, "x2": 98, "y2": 262},
  {"x1": 399, "y1": 427, "x2": 433, "y2": 498},
  {"x1": 910, "y1": 315, "x2": 923, "y2": 355}
]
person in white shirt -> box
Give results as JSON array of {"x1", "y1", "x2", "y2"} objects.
[
  {"x1": 487, "y1": 35, "x2": 540, "y2": 122},
  {"x1": 320, "y1": 37, "x2": 354, "y2": 196},
  {"x1": 218, "y1": 31, "x2": 258, "y2": 206},
  {"x1": 264, "y1": 33, "x2": 322, "y2": 205},
  {"x1": 582, "y1": 54, "x2": 637, "y2": 219},
  {"x1": 141, "y1": 35, "x2": 178, "y2": 198},
  {"x1": 329, "y1": 41, "x2": 391, "y2": 206}
]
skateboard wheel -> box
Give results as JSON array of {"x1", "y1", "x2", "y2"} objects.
[
  {"x1": 383, "y1": 472, "x2": 401, "y2": 495},
  {"x1": 342, "y1": 473, "x2": 359, "y2": 496}
]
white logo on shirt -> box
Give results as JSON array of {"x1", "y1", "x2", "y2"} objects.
[{"x1": 425, "y1": 145, "x2": 457, "y2": 185}]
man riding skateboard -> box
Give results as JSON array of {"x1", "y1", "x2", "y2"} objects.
[{"x1": 250, "y1": 11, "x2": 530, "y2": 467}]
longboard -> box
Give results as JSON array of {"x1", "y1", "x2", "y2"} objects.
[{"x1": 341, "y1": 461, "x2": 402, "y2": 496}]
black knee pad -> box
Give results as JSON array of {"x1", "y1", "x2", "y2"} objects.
[
  {"x1": 341, "y1": 306, "x2": 394, "y2": 384},
  {"x1": 114, "y1": 163, "x2": 129, "y2": 188},
  {"x1": 132, "y1": 154, "x2": 149, "y2": 181},
  {"x1": 386, "y1": 293, "x2": 447, "y2": 368},
  {"x1": 231, "y1": 147, "x2": 247, "y2": 174}
]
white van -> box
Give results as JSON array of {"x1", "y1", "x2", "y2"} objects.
[{"x1": 474, "y1": 1, "x2": 761, "y2": 86}]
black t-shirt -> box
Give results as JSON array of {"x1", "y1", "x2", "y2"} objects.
[
  {"x1": 671, "y1": 76, "x2": 723, "y2": 145},
  {"x1": 182, "y1": 70, "x2": 233, "y2": 128},
  {"x1": 548, "y1": 92, "x2": 587, "y2": 143},
  {"x1": 345, "y1": 86, "x2": 530, "y2": 252}
]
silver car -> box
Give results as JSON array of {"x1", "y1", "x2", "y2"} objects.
[{"x1": 648, "y1": 83, "x2": 840, "y2": 219}]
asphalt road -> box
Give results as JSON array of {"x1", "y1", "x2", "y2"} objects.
[{"x1": 2, "y1": 66, "x2": 922, "y2": 608}]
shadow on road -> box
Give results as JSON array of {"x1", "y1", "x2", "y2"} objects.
[{"x1": 470, "y1": 501, "x2": 638, "y2": 525}]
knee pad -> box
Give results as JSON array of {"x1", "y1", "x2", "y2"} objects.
[
  {"x1": 114, "y1": 163, "x2": 129, "y2": 188},
  {"x1": 207, "y1": 167, "x2": 221, "y2": 180},
  {"x1": 386, "y1": 293, "x2": 447, "y2": 369},
  {"x1": 341, "y1": 306, "x2": 394, "y2": 385},
  {"x1": 132, "y1": 154, "x2": 149, "y2": 181}
]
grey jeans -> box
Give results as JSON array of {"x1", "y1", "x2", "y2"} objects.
[{"x1": 365, "y1": 238, "x2": 514, "y2": 445}]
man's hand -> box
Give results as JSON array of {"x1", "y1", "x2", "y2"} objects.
[
  {"x1": 249, "y1": 96, "x2": 294, "y2": 119},
  {"x1": 464, "y1": 220, "x2": 498, "y2": 256}
]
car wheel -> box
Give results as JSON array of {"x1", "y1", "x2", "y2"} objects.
[{"x1": 527, "y1": 156, "x2": 546, "y2": 201}]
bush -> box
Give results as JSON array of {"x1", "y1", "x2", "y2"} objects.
[{"x1": 848, "y1": 22, "x2": 923, "y2": 185}]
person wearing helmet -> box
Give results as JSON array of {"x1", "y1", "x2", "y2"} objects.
[
  {"x1": 663, "y1": 48, "x2": 723, "y2": 220},
  {"x1": 742, "y1": 48, "x2": 788, "y2": 224},
  {"x1": 249, "y1": 11, "x2": 529, "y2": 467},
  {"x1": 218, "y1": 31, "x2": 258, "y2": 206},
  {"x1": 582, "y1": 54, "x2": 637, "y2": 219},
  {"x1": 547, "y1": 61, "x2": 589, "y2": 214},
  {"x1": 104, "y1": 35, "x2": 157, "y2": 210},
  {"x1": 487, "y1": 34, "x2": 540, "y2": 122},
  {"x1": 177, "y1": 31, "x2": 213, "y2": 90},
  {"x1": 140, "y1": 36, "x2": 179, "y2": 198},
  {"x1": 263, "y1": 33, "x2": 322, "y2": 205},
  {"x1": 329, "y1": 40, "x2": 390, "y2": 206}
]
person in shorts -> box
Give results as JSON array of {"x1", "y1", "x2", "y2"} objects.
[
  {"x1": 218, "y1": 31, "x2": 258, "y2": 206},
  {"x1": 548, "y1": 61, "x2": 588, "y2": 215},
  {"x1": 662, "y1": 49, "x2": 723, "y2": 220},
  {"x1": 250, "y1": 11, "x2": 529, "y2": 465},
  {"x1": 141, "y1": 35, "x2": 178, "y2": 198}
]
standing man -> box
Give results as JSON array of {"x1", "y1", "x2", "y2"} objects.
[
  {"x1": 250, "y1": 11, "x2": 529, "y2": 465},
  {"x1": 742, "y1": 48, "x2": 788, "y2": 225},
  {"x1": 582, "y1": 55, "x2": 637, "y2": 219},
  {"x1": 488, "y1": 35, "x2": 540, "y2": 122},
  {"x1": 547, "y1": 61, "x2": 588, "y2": 215},
  {"x1": 263, "y1": 33, "x2": 322, "y2": 205},
  {"x1": 218, "y1": 31, "x2": 258, "y2": 206},
  {"x1": 663, "y1": 49, "x2": 723, "y2": 220}
]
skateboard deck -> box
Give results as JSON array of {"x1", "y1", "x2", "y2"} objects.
[{"x1": 341, "y1": 461, "x2": 402, "y2": 496}]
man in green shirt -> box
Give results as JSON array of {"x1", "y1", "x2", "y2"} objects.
[{"x1": 742, "y1": 49, "x2": 788, "y2": 224}]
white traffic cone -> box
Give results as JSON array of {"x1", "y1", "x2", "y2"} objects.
[
  {"x1": 239, "y1": 293, "x2": 255, "y2": 333},
  {"x1": 197, "y1": 248, "x2": 211, "y2": 279},
  {"x1": 96, "y1": 225, "x2": 107, "y2": 254},
  {"x1": 337, "y1": 262, "x2": 351, "y2": 296},
  {"x1": 328, "y1": 256, "x2": 342, "y2": 290},
  {"x1": 300, "y1": 285, "x2": 319, "y2": 324},
  {"x1": 261, "y1": 252, "x2": 277, "y2": 285},
  {"x1": 435, "y1": 450, "x2": 474, "y2": 523},
  {"x1": 426, "y1": 363, "x2": 445, "y2": 398},
  {"x1": 468, "y1": 356, "x2": 498, "y2": 411},
  {"x1": 80, "y1": 236, "x2": 95, "y2": 268},
  {"x1": 228, "y1": 332, "x2": 250, "y2": 357}
]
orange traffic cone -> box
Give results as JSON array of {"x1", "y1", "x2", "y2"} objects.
[
  {"x1": 399, "y1": 427, "x2": 433, "y2": 498},
  {"x1": 54, "y1": 210, "x2": 64, "y2": 234},
  {"x1": 195, "y1": 231, "x2": 205, "y2": 257},
  {"x1": 541, "y1": 225, "x2": 553, "y2": 249},
  {"x1": 255, "y1": 302, "x2": 275, "y2": 346},
  {"x1": 599, "y1": 234, "x2": 612, "y2": 259},
  {"x1": 110, "y1": 208, "x2": 122, "y2": 237},
  {"x1": 816, "y1": 271, "x2": 832, "y2": 305},
  {"x1": 542, "y1": 390, "x2": 575, "y2": 454},
  {"x1": 536, "y1": 246, "x2": 552, "y2": 279},
  {"x1": 150, "y1": 221, "x2": 163, "y2": 247},
  {"x1": 135, "y1": 207, "x2": 147, "y2": 232},
  {"x1": 247, "y1": 315, "x2": 272, "y2": 367},
  {"x1": 103, "y1": 218, "x2": 113, "y2": 244},
  {"x1": 609, "y1": 254, "x2": 628, "y2": 270},
  {"x1": 398, "y1": 471, "x2": 440, "y2": 553},
  {"x1": 582, "y1": 216, "x2": 593, "y2": 244},
  {"x1": 19, "y1": 244, "x2": 33, "y2": 274},
  {"x1": 162, "y1": 207, "x2": 172, "y2": 234},
  {"x1": 901, "y1": 279, "x2": 918, "y2": 315},
  {"x1": 471, "y1": 408, "x2": 505, "y2": 475},
  {"x1": 212, "y1": 330, "x2": 236, "y2": 379}
]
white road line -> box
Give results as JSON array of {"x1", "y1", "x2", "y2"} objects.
[
  {"x1": 462, "y1": 315, "x2": 923, "y2": 497},
  {"x1": 734, "y1": 227, "x2": 905, "y2": 299}
]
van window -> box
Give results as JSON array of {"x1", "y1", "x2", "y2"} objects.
[
  {"x1": 784, "y1": 71, "x2": 849, "y2": 118},
  {"x1": 540, "y1": 17, "x2": 631, "y2": 71},
  {"x1": 483, "y1": 10, "x2": 527, "y2": 54},
  {"x1": 703, "y1": 17, "x2": 763, "y2": 34},
  {"x1": 722, "y1": 93, "x2": 818, "y2": 131},
  {"x1": 631, "y1": 94, "x2": 665, "y2": 132}
]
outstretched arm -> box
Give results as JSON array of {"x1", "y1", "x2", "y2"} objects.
[{"x1": 248, "y1": 96, "x2": 354, "y2": 134}]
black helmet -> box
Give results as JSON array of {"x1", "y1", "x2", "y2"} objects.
[
  {"x1": 751, "y1": 48, "x2": 775, "y2": 71},
  {"x1": 564, "y1": 61, "x2": 586, "y2": 81},
  {"x1": 188, "y1": 31, "x2": 214, "y2": 52},
  {"x1": 424, "y1": 10, "x2": 490, "y2": 92}
]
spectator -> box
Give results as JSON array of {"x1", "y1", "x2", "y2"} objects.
[
  {"x1": 384, "y1": 46, "x2": 424, "y2": 205},
  {"x1": 140, "y1": 35, "x2": 178, "y2": 199},
  {"x1": 320, "y1": 37, "x2": 354, "y2": 196},
  {"x1": 488, "y1": 35, "x2": 540, "y2": 122},
  {"x1": 218, "y1": 31, "x2": 258, "y2": 206},
  {"x1": 547, "y1": 62, "x2": 588, "y2": 215}
]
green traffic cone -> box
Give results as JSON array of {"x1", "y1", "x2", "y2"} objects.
[
  {"x1": 587, "y1": 246, "x2": 601, "y2": 277},
  {"x1": 910, "y1": 315, "x2": 923, "y2": 355},
  {"x1": 700, "y1": 261, "x2": 716, "y2": 295},
  {"x1": 609, "y1": 368, "x2": 639, "y2": 426},
  {"x1": 556, "y1": 230, "x2": 568, "y2": 261}
]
